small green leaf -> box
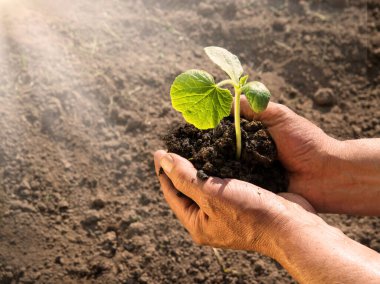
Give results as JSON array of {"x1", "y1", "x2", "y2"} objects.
[
  {"x1": 170, "y1": 69, "x2": 233, "y2": 129},
  {"x1": 204, "y1": 46, "x2": 243, "y2": 86},
  {"x1": 240, "y1": 75, "x2": 249, "y2": 87},
  {"x1": 242, "y1": 81, "x2": 271, "y2": 113}
]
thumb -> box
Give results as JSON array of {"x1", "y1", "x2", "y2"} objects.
[
  {"x1": 278, "y1": 192, "x2": 316, "y2": 214},
  {"x1": 157, "y1": 152, "x2": 206, "y2": 205},
  {"x1": 235, "y1": 95, "x2": 295, "y2": 128}
]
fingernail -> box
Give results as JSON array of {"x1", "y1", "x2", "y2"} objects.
[{"x1": 160, "y1": 154, "x2": 174, "y2": 173}]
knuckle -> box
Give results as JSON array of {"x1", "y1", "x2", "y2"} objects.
[
  {"x1": 275, "y1": 103, "x2": 291, "y2": 115},
  {"x1": 271, "y1": 103, "x2": 294, "y2": 125},
  {"x1": 202, "y1": 177, "x2": 224, "y2": 195}
]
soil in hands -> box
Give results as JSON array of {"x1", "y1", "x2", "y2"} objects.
[{"x1": 164, "y1": 117, "x2": 288, "y2": 193}]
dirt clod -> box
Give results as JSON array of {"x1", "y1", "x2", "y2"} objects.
[
  {"x1": 91, "y1": 198, "x2": 106, "y2": 210},
  {"x1": 272, "y1": 19, "x2": 287, "y2": 32},
  {"x1": 197, "y1": 3, "x2": 214, "y2": 16},
  {"x1": 58, "y1": 200, "x2": 69, "y2": 212},
  {"x1": 313, "y1": 88, "x2": 336, "y2": 107},
  {"x1": 196, "y1": 170, "x2": 209, "y2": 181},
  {"x1": 126, "y1": 222, "x2": 146, "y2": 238}
]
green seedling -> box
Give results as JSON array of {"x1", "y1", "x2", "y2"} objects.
[{"x1": 170, "y1": 46, "x2": 271, "y2": 159}]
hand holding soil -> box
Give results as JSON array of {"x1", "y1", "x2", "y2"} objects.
[
  {"x1": 154, "y1": 99, "x2": 380, "y2": 283},
  {"x1": 154, "y1": 150, "x2": 314, "y2": 254},
  {"x1": 239, "y1": 96, "x2": 380, "y2": 215}
]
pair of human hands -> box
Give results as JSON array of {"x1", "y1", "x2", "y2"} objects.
[
  {"x1": 154, "y1": 96, "x2": 338, "y2": 256},
  {"x1": 154, "y1": 96, "x2": 380, "y2": 283}
]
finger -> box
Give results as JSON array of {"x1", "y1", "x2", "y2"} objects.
[
  {"x1": 156, "y1": 152, "x2": 206, "y2": 205},
  {"x1": 154, "y1": 151, "x2": 185, "y2": 199},
  {"x1": 159, "y1": 167, "x2": 201, "y2": 229},
  {"x1": 278, "y1": 192, "x2": 316, "y2": 214},
  {"x1": 154, "y1": 151, "x2": 202, "y2": 226}
]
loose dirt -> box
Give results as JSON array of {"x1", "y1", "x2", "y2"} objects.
[{"x1": 0, "y1": 0, "x2": 379, "y2": 283}]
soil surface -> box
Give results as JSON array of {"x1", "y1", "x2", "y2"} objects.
[
  {"x1": 165, "y1": 118, "x2": 288, "y2": 193},
  {"x1": 0, "y1": 0, "x2": 379, "y2": 283}
]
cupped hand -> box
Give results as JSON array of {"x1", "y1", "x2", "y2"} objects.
[
  {"x1": 154, "y1": 150, "x2": 315, "y2": 256},
  {"x1": 238, "y1": 96, "x2": 338, "y2": 212}
]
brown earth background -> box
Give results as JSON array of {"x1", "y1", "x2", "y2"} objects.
[{"x1": 0, "y1": 0, "x2": 379, "y2": 283}]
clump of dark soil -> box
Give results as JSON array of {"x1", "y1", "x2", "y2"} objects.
[{"x1": 164, "y1": 117, "x2": 288, "y2": 193}]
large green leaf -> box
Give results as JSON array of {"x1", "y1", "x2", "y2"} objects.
[
  {"x1": 204, "y1": 46, "x2": 243, "y2": 86},
  {"x1": 242, "y1": 81, "x2": 271, "y2": 113},
  {"x1": 170, "y1": 69, "x2": 233, "y2": 129}
]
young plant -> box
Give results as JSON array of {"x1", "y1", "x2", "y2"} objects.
[{"x1": 170, "y1": 46, "x2": 271, "y2": 159}]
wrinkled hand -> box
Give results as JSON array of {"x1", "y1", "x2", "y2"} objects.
[
  {"x1": 154, "y1": 151, "x2": 315, "y2": 256},
  {"x1": 238, "y1": 96, "x2": 337, "y2": 212}
]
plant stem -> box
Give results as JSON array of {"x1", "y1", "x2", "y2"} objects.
[
  {"x1": 216, "y1": 79, "x2": 235, "y2": 88},
  {"x1": 216, "y1": 79, "x2": 242, "y2": 159},
  {"x1": 234, "y1": 86, "x2": 242, "y2": 159}
]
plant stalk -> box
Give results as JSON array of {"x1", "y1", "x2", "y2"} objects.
[{"x1": 234, "y1": 86, "x2": 242, "y2": 159}]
